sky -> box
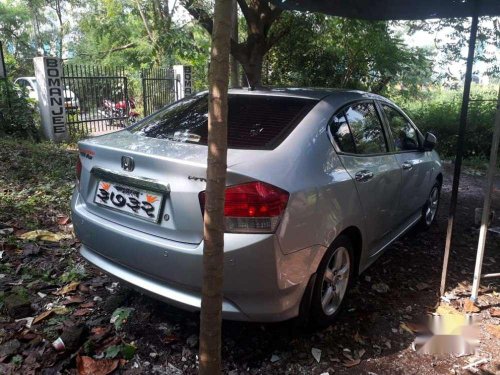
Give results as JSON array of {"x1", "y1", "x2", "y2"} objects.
[{"x1": 397, "y1": 19, "x2": 499, "y2": 84}]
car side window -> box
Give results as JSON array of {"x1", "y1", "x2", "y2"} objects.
[
  {"x1": 330, "y1": 111, "x2": 356, "y2": 153},
  {"x1": 344, "y1": 102, "x2": 387, "y2": 154},
  {"x1": 382, "y1": 105, "x2": 419, "y2": 151}
]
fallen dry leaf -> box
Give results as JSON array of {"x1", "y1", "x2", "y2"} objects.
[
  {"x1": 486, "y1": 324, "x2": 500, "y2": 339},
  {"x1": 416, "y1": 282, "x2": 430, "y2": 291},
  {"x1": 57, "y1": 215, "x2": 70, "y2": 225},
  {"x1": 357, "y1": 349, "x2": 366, "y2": 359},
  {"x1": 73, "y1": 308, "x2": 93, "y2": 317},
  {"x1": 80, "y1": 302, "x2": 95, "y2": 309},
  {"x1": 62, "y1": 296, "x2": 85, "y2": 305},
  {"x1": 53, "y1": 306, "x2": 70, "y2": 315},
  {"x1": 353, "y1": 331, "x2": 366, "y2": 344},
  {"x1": 405, "y1": 322, "x2": 427, "y2": 333},
  {"x1": 33, "y1": 310, "x2": 54, "y2": 325},
  {"x1": 19, "y1": 230, "x2": 64, "y2": 242},
  {"x1": 400, "y1": 322, "x2": 415, "y2": 334},
  {"x1": 343, "y1": 358, "x2": 361, "y2": 368},
  {"x1": 436, "y1": 304, "x2": 462, "y2": 316},
  {"x1": 78, "y1": 284, "x2": 90, "y2": 293},
  {"x1": 163, "y1": 334, "x2": 178, "y2": 344},
  {"x1": 91, "y1": 326, "x2": 110, "y2": 336},
  {"x1": 55, "y1": 281, "x2": 80, "y2": 295},
  {"x1": 77, "y1": 355, "x2": 119, "y2": 375},
  {"x1": 490, "y1": 308, "x2": 500, "y2": 318},
  {"x1": 463, "y1": 299, "x2": 480, "y2": 313}
]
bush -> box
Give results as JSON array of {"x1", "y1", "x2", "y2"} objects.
[
  {"x1": 0, "y1": 80, "x2": 40, "y2": 140},
  {"x1": 398, "y1": 86, "x2": 497, "y2": 159}
]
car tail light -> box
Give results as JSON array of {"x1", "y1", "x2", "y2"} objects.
[
  {"x1": 199, "y1": 181, "x2": 289, "y2": 233},
  {"x1": 76, "y1": 157, "x2": 82, "y2": 184}
]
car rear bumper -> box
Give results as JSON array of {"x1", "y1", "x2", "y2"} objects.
[
  {"x1": 79, "y1": 244, "x2": 244, "y2": 318},
  {"x1": 71, "y1": 189, "x2": 325, "y2": 322}
]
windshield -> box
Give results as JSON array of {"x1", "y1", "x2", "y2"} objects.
[{"x1": 129, "y1": 94, "x2": 318, "y2": 150}]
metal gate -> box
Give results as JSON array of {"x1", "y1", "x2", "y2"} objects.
[
  {"x1": 141, "y1": 68, "x2": 179, "y2": 117},
  {"x1": 62, "y1": 65, "x2": 181, "y2": 136},
  {"x1": 62, "y1": 65, "x2": 132, "y2": 135}
]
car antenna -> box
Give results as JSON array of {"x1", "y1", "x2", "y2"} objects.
[{"x1": 242, "y1": 70, "x2": 254, "y2": 91}]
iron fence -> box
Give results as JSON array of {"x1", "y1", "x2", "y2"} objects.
[
  {"x1": 62, "y1": 65, "x2": 131, "y2": 135},
  {"x1": 62, "y1": 65, "x2": 181, "y2": 136},
  {"x1": 141, "y1": 68, "x2": 179, "y2": 117}
]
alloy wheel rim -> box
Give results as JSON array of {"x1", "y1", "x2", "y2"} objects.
[
  {"x1": 425, "y1": 187, "x2": 439, "y2": 225},
  {"x1": 321, "y1": 246, "x2": 350, "y2": 316}
]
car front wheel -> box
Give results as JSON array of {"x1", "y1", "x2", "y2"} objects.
[{"x1": 419, "y1": 181, "x2": 441, "y2": 229}]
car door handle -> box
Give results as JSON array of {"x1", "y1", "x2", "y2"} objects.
[
  {"x1": 355, "y1": 170, "x2": 374, "y2": 182},
  {"x1": 402, "y1": 161, "x2": 413, "y2": 170}
]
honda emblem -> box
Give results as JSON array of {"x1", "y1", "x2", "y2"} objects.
[{"x1": 121, "y1": 156, "x2": 135, "y2": 171}]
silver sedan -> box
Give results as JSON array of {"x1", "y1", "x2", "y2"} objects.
[{"x1": 71, "y1": 88, "x2": 442, "y2": 326}]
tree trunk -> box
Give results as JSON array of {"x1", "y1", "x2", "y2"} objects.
[
  {"x1": 230, "y1": 0, "x2": 239, "y2": 88},
  {"x1": 181, "y1": 0, "x2": 285, "y2": 90},
  {"x1": 199, "y1": 0, "x2": 232, "y2": 373},
  {"x1": 238, "y1": 45, "x2": 265, "y2": 88},
  {"x1": 54, "y1": 0, "x2": 64, "y2": 58}
]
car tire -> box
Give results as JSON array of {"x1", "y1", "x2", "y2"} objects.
[
  {"x1": 310, "y1": 235, "x2": 354, "y2": 328},
  {"x1": 419, "y1": 180, "x2": 441, "y2": 230}
]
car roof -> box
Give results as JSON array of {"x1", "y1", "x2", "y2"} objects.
[
  {"x1": 225, "y1": 87, "x2": 389, "y2": 102},
  {"x1": 15, "y1": 77, "x2": 36, "y2": 82}
]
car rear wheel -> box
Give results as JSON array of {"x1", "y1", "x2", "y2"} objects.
[
  {"x1": 419, "y1": 181, "x2": 441, "y2": 230},
  {"x1": 310, "y1": 235, "x2": 353, "y2": 327}
]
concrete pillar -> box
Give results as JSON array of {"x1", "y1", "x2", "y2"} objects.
[
  {"x1": 173, "y1": 65, "x2": 193, "y2": 99},
  {"x1": 33, "y1": 57, "x2": 68, "y2": 142}
]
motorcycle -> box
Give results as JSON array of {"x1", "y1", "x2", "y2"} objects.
[{"x1": 103, "y1": 97, "x2": 140, "y2": 127}]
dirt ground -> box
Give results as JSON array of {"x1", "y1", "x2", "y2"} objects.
[{"x1": 1, "y1": 160, "x2": 499, "y2": 375}]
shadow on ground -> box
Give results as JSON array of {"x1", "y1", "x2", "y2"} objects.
[{"x1": 117, "y1": 164, "x2": 500, "y2": 374}]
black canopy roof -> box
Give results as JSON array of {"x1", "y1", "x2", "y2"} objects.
[{"x1": 271, "y1": 0, "x2": 500, "y2": 20}]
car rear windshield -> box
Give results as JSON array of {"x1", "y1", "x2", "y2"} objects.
[{"x1": 129, "y1": 94, "x2": 318, "y2": 149}]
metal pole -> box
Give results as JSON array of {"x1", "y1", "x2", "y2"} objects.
[
  {"x1": 471, "y1": 87, "x2": 500, "y2": 301},
  {"x1": 141, "y1": 70, "x2": 147, "y2": 117},
  {"x1": 440, "y1": 8, "x2": 479, "y2": 296}
]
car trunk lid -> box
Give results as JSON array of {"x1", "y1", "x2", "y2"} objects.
[{"x1": 78, "y1": 132, "x2": 212, "y2": 244}]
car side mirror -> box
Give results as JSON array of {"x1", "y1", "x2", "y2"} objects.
[{"x1": 423, "y1": 132, "x2": 437, "y2": 151}]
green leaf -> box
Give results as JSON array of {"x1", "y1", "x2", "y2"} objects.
[
  {"x1": 121, "y1": 343, "x2": 136, "y2": 360},
  {"x1": 11, "y1": 355, "x2": 23, "y2": 366},
  {"x1": 104, "y1": 345, "x2": 121, "y2": 359},
  {"x1": 110, "y1": 307, "x2": 134, "y2": 330},
  {"x1": 104, "y1": 343, "x2": 136, "y2": 360}
]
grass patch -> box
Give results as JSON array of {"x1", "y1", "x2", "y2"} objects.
[{"x1": 0, "y1": 138, "x2": 77, "y2": 228}]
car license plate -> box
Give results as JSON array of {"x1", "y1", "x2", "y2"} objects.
[{"x1": 94, "y1": 180, "x2": 163, "y2": 222}]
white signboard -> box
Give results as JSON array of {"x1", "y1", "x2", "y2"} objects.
[
  {"x1": 183, "y1": 66, "x2": 192, "y2": 96},
  {"x1": 34, "y1": 57, "x2": 68, "y2": 142},
  {"x1": 173, "y1": 65, "x2": 193, "y2": 99}
]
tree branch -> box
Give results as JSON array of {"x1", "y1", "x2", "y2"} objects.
[
  {"x1": 265, "y1": 25, "x2": 290, "y2": 51},
  {"x1": 181, "y1": 0, "x2": 214, "y2": 35},
  {"x1": 135, "y1": 0, "x2": 155, "y2": 44},
  {"x1": 107, "y1": 42, "x2": 137, "y2": 53},
  {"x1": 77, "y1": 42, "x2": 137, "y2": 57},
  {"x1": 236, "y1": 0, "x2": 250, "y2": 21}
]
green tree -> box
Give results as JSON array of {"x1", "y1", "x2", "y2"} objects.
[
  {"x1": 0, "y1": 0, "x2": 39, "y2": 76},
  {"x1": 264, "y1": 14, "x2": 433, "y2": 95},
  {"x1": 406, "y1": 17, "x2": 500, "y2": 83}
]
